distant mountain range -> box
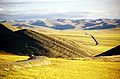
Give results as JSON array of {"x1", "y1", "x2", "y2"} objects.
[{"x1": 1, "y1": 19, "x2": 120, "y2": 30}]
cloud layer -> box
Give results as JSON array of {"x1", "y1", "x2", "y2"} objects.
[{"x1": 0, "y1": 0, "x2": 120, "y2": 19}]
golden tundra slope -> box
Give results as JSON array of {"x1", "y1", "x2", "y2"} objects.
[
  {"x1": 43, "y1": 28, "x2": 120, "y2": 56},
  {"x1": 0, "y1": 26, "x2": 120, "y2": 79},
  {"x1": 0, "y1": 54, "x2": 120, "y2": 79}
]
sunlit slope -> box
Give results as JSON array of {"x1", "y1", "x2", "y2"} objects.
[
  {"x1": 84, "y1": 28, "x2": 120, "y2": 55},
  {"x1": 1, "y1": 58, "x2": 120, "y2": 79},
  {"x1": 0, "y1": 52, "x2": 28, "y2": 63},
  {"x1": 43, "y1": 28, "x2": 120, "y2": 56}
]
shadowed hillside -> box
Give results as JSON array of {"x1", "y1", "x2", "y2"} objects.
[
  {"x1": 0, "y1": 23, "x2": 91, "y2": 58},
  {"x1": 95, "y1": 45, "x2": 120, "y2": 56}
]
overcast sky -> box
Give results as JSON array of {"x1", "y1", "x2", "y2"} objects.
[{"x1": 0, "y1": 0, "x2": 120, "y2": 19}]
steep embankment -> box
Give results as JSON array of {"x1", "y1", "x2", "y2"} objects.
[{"x1": 0, "y1": 23, "x2": 92, "y2": 58}]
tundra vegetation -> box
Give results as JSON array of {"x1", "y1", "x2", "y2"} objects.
[{"x1": 0, "y1": 22, "x2": 120, "y2": 79}]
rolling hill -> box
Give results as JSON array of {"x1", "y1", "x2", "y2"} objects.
[{"x1": 0, "y1": 23, "x2": 96, "y2": 58}]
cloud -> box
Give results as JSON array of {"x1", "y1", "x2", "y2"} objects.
[
  {"x1": 0, "y1": 8, "x2": 4, "y2": 11},
  {"x1": 0, "y1": 0, "x2": 73, "y2": 4},
  {"x1": 0, "y1": 0, "x2": 120, "y2": 19},
  {"x1": 2, "y1": 11, "x2": 119, "y2": 20}
]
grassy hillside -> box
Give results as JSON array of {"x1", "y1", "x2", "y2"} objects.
[
  {"x1": 15, "y1": 29, "x2": 90, "y2": 58},
  {"x1": 0, "y1": 23, "x2": 95, "y2": 58},
  {"x1": 0, "y1": 52, "x2": 28, "y2": 63},
  {"x1": 0, "y1": 55, "x2": 120, "y2": 79},
  {"x1": 44, "y1": 28, "x2": 120, "y2": 56}
]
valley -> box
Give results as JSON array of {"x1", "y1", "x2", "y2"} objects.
[{"x1": 0, "y1": 19, "x2": 120, "y2": 79}]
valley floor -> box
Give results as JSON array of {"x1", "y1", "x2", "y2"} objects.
[{"x1": 0, "y1": 54, "x2": 120, "y2": 79}]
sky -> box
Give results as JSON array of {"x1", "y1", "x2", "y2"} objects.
[{"x1": 0, "y1": 0, "x2": 120, "y2": 19}]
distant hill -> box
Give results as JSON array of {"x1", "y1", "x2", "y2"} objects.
[
  {"x1": 3, "y1": 19, "x2": 120, "y2": 30},
  {"x1": 95, "y1": 45, "x2": 120, "y2": 56},
  {"x1": 83, "y1": 23, "x2": 117, "y2": 30},
  {"x1": 0, "y1": 23, "x2": 92, "y2": 58},
  {"x1": 30, "y1": 20, "x2": 46, "y2": 26},
  {"x1": 51, "y1": 24, "x2": 75, "y2": 30},
  {"x1": 35, "y1": 19, "x2": 120, "y2": 30},
  {"x1": 12, "y1": 23, "x2": 34, "y2": 28},
  {"x1": 115, "y1": 19, "x2": 120, "y2": 23}
]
